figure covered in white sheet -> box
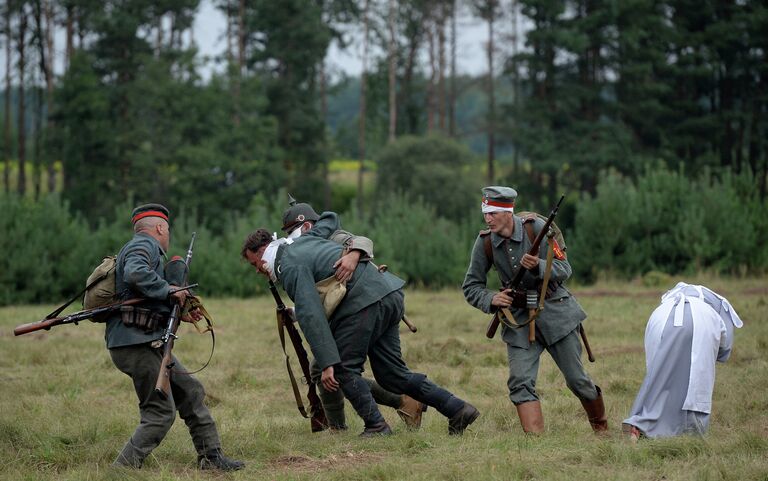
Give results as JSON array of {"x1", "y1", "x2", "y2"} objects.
[{"x1": 623, "y1": 282, "x2": 743, "y2": 440}]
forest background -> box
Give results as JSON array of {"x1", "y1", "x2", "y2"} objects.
[{"x1": 1, "y1": 0, "x2": 767, "y2": 305}]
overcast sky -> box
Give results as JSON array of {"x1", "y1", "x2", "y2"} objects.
[
  {"x1": 2, "y1": 0, "x2": 522, "y2": 83},
  {"x1": 192, "y1": 0, "x2": 497, "y2": 80}
]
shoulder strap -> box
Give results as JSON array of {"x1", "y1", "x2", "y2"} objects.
[
  {"x1": 522, "y1": 218, "x2": 538, "y2": 255},
  {"x1": 48, "y1": 259, "x2": 115, "y2": 320},
  {"x1": 480, "y1": 229, "x2": 493, "y2": 265}
]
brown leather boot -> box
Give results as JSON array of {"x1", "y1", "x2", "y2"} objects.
[
  {"x1": 515, "y1": 400, "x2": 545, "y2": 434},
  {"x1": 580, "y1": 386, "x2": 608, "y2": 433},
  {"x1": 396, "y1": 395, "x2": 425, "y2": 429}
]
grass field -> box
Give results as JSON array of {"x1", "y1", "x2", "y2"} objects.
[{"x1": 1, "y1": 277, "x2": 766, "y2": 481}]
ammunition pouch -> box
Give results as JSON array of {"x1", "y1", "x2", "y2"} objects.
[
  {"x1": 508, "y1": 282, "x2": 560, "y2": 309},
  {"x1": 120, "y1": 305, "x2": 164, "y2": 332}
]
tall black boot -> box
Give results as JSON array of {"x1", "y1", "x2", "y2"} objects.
[{"x1": 197, "y1": 448, "x2": 244, "y2": 471}]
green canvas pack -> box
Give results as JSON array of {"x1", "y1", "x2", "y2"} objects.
[{"x1": 83, "y1": 256, "x2": 117, "y2": 319}]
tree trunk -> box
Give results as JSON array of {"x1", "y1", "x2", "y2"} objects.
[
  {"x1": 511, "y1": 0, "x2": 520, "y2": 173},
  {"x1": 17, "y1": 7, "x2": 28, "y2": 196},
  {"x1": 486, "y1": 8, "x2": 495, "y2": 184},
  {"x1": 226, "y1": 0, "x2": 233, "y2": 63},
  {"x1": 233, "y1": 0, "x2": 244, "y2": 126},
  {"x1": 448, "y1": 0, "x2": 456, "y2": 138},
  {"x1": 3, "y1": 2, "x2": 12, "y2": 193},
  {"x1": 32, "y1": 0, "x2": 46, "y2": 199},
  {"x1": 44, "y1": 0, "x2": 55, "y2": 193},
  {"x1": 437, "y1": 8, "x2": 446, "y2": 133},
  {"x1": 387, "y1": 0, "x2": 397, "y2": 143},
  {"x1": 155, "y1": 13, "x2": 163, "y2": 55},
  {"x1": 426, "y1": 23, "x2": 435, "y2": 132},
  {"x1": 65, "y1": 3, "x2": 73, "y2": 68},
  {"x1": 358, "y1": 0, "x2": 369, "y2": 218},
  {"x1": 33, "y1": 84, "x2": 42, "y2": 200},
  {"x1": 320, "y1": 60, "x2": 331, "y2": 210},
  {"x1": 238, "y1": 0, "x2": 245, "y2": 73}
]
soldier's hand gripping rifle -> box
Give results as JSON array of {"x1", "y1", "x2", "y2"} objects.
[
  {"x1": 155, "y1": 232, "x2": 197, "y2": 400},
  {"x1": 486, "y1": 195, "x2": 565, "y2": 339},
  {"x1": 268, "y1": 280, "x2": 328, "y2": 433},
  {"x1": 13, "y1": 285, "x2": 197, "y2": 337}
]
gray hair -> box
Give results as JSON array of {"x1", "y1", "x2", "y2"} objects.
[{"x1": 134, "y1": 216, "x2": 167, "y2": 233}]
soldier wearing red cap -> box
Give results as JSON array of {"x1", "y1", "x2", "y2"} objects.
[{"x1": 108, "y1": 204, "x2": 243, "y2": 471}]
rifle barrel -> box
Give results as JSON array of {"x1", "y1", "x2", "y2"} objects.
[{"x1": 155, "y1": 232, "x2": 196, "y2": 400}]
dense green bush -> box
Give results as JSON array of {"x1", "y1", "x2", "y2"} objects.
[
  {"x1": 374, "y1": 135, "x2": 482, "y2": 223},
  {"x1": 569, "y1": 166, "x2": 768, "y2": 281},
  {"x1": 344, "y1": 193, "x2": 477, "y2": 288},
  {"x1": 3, "y1": 169, "x2": 765, "y2": 306}
]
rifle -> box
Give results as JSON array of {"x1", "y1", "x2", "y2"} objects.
[
  {"x1": 268, "y1": 280, "x2": 328, "y2": 433},
  {"x1": 155, "y1": 232, "x2": 197, "y2": 400},
  {"x1": 486, "y1": 195, "x2": 565, "y2": 339},
  {"x1": 13, "y1": 284, "x2": 198, "y2": 337}
]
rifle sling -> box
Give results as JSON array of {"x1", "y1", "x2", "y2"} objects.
[
  {"x1": 277, "y1": 314, "x2": 311, "y2": 419},
  {"x1": 488, "y1": 221, "x2": 555, "y2": 332},
  {"x1": 46, "y1": 267, "x2": 114, "y2": 320},
  {"x1": 168, "y1": 321, "x2": 216, "y2": 376}
]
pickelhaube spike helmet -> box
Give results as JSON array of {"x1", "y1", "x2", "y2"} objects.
[{"x1": 281, "y1": 194, "x2": 319, "y2": 232}]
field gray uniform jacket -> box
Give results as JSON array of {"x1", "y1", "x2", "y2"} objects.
[
  {"x1": 105, "y1": 233, "x2": 172, "y2": 349},
  {"x1": 462, "y1": 215, "x2": 586, "y2": 348},
  {"x1": 303, "y1": 211, "x2": 373, "y2": 259},
  {"x1": 274, "y1": 235, "x2": 404, "y2": 370}
]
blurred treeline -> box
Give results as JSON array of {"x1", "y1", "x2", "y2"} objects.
[
  {"x1": 2, "y1": 164, "x2": 766, "y2": 305},
  {"x1": 1, "y1": 1, "x2": 767, "y2": 304}
]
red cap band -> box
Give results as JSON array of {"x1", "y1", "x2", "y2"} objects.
[
  {"x1": 132, "y1": 210, "x2": 169, "y2": 224},
  {"x1": 482, "y1": 198, "x2": 515, "y2": 208}
]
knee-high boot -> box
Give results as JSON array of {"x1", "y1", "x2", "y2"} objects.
[
  {"x1": 318, "y1": 384, "x2": 347, "y2": 430},
  {"x1": 580, "y1": 385, "x2": 608, "y2": 433},
  {"x1": 515, "y1": 400, "x2": 545, "y2": 434}
]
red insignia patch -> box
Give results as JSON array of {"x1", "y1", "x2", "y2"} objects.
[{"x1": 552, "y1": 238, "x2": 566, "y2": 260}]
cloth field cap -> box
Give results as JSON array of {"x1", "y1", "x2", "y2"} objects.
[
  {"x1": 131, "y1": 203, "x2": 170, "y2": 224},
  {"x1": 281, "y1": 194, "x2": 319, "y2": 232},
  {"x1": 481, "y1": 186, "x2": 517, "y2": 213}
]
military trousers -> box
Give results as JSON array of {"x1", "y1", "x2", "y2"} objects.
[
  {"x1": 109, "y1": 343, "x2": 220, "y2": 465},
  {"x1": 506, "y1": 326, "x2": 598, "y2": 405},
  {"x1": 310, "y1": 360, "x2": 403, "y2": 429},
  {"x1": 332, "y1": 290, "x2": 464, "y2": 427}
]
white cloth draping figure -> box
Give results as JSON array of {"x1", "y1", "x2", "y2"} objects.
[{"x1": 623, "y1": 282, "x2": 743, "y2": 439}]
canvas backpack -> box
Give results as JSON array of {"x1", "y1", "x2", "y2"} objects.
[{"x1": 82, "y1": 256, "x2": 118, "y2": 319}]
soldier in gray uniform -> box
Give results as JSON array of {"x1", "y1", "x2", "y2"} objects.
[
  {"x1": 280, "y1": 199, "x2": 426, "y2": 430},
  {"x1": 108, "y1": 204, "x2": 243, "y2": 471},
  {"x1": 462, "y1": 187, "x2": 606, "y2": 434},
  {"x1": 243, "y1": 228, "x2": 479, "y2": 436}
]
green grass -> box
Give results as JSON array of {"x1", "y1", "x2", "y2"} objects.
[{"x1": 1, "y1": 277, "x2": 767, "y2": 480}]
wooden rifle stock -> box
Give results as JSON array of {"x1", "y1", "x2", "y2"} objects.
[
  {"x1": 579, "y1": 324, "x2": 596, "y2": 362},
  {"x1": 485, "y1": 311, "x2": 501, "y2": 339},
  {"x1": 14, "y1": 298, "x2": 146, "y2": 336},
  {"x1": 485, "y1": 195, "x2": 565, "y2": 339},
  {"x1": 13, "y1": 285, "x2": 199, "y2": 337},
  {"x1": 155, "y1": 233, "x2": 197, "y2": 400},
  {"x1": 269, "y1": 280, "x2": 328, "y2": 432}
]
